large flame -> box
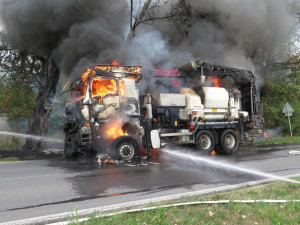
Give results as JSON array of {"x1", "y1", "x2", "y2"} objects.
[
  {"x1": 105, "y1": 119, "x2": 128, "y2": 139},
  {"x1": 92, "y1": 78, "x2": 117, "y2": 99},
  {"x1": 92, "y1": 79, "x2": 126, "y2": 100},
  {"x1": 106, "y1": 127, "x2": 128, "y2": 139},
  {"x1": 77, "y1": 63, "x2": 140, "y2": 102}
]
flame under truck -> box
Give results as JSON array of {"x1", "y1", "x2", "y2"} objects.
[{"x1": 63, "y1": 61, "x2": 264, "y2": 160}]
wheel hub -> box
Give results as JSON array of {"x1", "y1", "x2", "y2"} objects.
[
  {"x1": 119, "y1": 143, "x2": 134, "y2": 160},
  {"x1": 225, "y1": 134, "x2": 235, "y2": 148},
  {"x1": 199, "y1": 135, "x2": 211, "y2": 149}
]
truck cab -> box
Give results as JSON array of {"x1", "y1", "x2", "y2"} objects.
[{"x1": 63, "y1": 65, "x2": 143, "y2": 160}]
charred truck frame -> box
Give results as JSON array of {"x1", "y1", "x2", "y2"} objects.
[
  {"x1": 63, "y1": 61, "x2": 264, "y2": 160},
  {"x1": 63, "y1": 65, "x2": 143, "y2": 160}
]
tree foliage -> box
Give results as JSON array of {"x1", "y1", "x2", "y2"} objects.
[
  {"x1": 0, "y1": 79, "x2": 36, "y2": 131},
  {"x1": 261, "y1": 58, "x2": 300, "y2": 136}
]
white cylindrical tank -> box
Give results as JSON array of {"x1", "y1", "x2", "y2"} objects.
[
  {"x1": 203, "y1": 87, "x2": 229, "y2": 109},
  {"x1": 180, "y1": 88, "x2": 202, "y2": 110}
]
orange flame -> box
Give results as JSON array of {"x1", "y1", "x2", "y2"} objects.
[
  {"x1": 119, "y1": 80, "x2": 125, "y2": 96},
  {"x1": 264, "y1": 132, "x2": 270, "y2": 140},
  {"x1": 92, "y1": 78, "x2": 117, "y2": 99},
  {"x1": 76, "y1": 65, "x2": 141, "y2": 103},
  {"x1": 105, "y1": 119, "x2": 128, "y2": 139},
  {"x1": 82, "y1": 67, "x2": 96, "y2": 81},
  {"x1": 103, "y1": 159, "x2": 116, "y2": 164},
  {"x1": 112, "y1": 59, "x2": 120, "y2": 65},
  {"x1": 106, "y1": 127, "x2": 128, "y2": 139},
  {"x1": 131, "y1": 66, "x2": 141, "y2": 74},
  {"x1": 207, "y1": 77, "x2": 221, "y2": 87},
  {"x1": 95, "y1": 65, "x2": 110, "y2": 71},
  {"x1": 92, "y1": 79, "x2": 126, "y2": 99},
  {"x1": 81, "y1": 65, "x2": 141, "y2": 81}
]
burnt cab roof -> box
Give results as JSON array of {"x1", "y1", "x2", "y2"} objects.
[{"x1": 62, "y1": 64, "x2": 142, "y2": 93}]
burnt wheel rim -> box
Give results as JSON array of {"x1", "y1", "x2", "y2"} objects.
[
  {"x1": 199, "y1": 135, "x2": 212, "y2": 150},
  {"x1": 224, "y1": 133, "x2": 236, "y2": 148},
  {"x1": 119, "y1": 143, "x2": 135, "y2": 160}
]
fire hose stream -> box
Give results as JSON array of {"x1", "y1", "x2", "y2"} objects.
[{"x1": 0, "y1": 131, "x2": 64, "y2": 144}]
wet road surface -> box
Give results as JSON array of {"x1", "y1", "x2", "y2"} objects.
[{"x1": 0, "y1": 145, "x2": 299, "y2": 223}]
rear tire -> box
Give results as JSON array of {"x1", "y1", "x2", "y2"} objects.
[
  {"x1": 111, "y1": 137, "x2": 140, "y2": 161},
  {"x1": 219, "y1": 129, "x2": 239, "y2": 154},
  {"x1": 195, "y1": 130, "x2": 215, "y2": 153}
]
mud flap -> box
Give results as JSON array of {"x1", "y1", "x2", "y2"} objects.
[{"x1": 150, "y1": 130, "x2": 161, "y2": 149}]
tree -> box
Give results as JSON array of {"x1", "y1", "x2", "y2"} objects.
[
  {"x1": 261, "y1": 56, "x2": 300, "y2": 136},
  {"x1": 25, "y1": 58, "x2": 60, "y2": 151},
  {"x1": 127, "y1": 0, "x2": 192, "y2": 40},
  {"x1": 128, "y1": 0, "x2": 153, "y2": 40},
  {"x1": 0, "y1": 32, "x2": 60, "y2": 150},
  {"x1": 0, "y1": 79, "x2": 36, "y2": 132}
]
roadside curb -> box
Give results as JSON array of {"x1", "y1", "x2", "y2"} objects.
[
  {"x1": 239, "y1": 143, "x2": 300, "y2": 152},
  {"x1": 3, "y1": 173, "x2": 300, "y2": 225}
]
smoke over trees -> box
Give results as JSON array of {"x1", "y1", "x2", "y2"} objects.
[
  {"x1": 0, "y1": 0, "x2": 298, "y2": 149},
  {"x1": 2, "y1": 0, "x2": 295, "y2": 74}
]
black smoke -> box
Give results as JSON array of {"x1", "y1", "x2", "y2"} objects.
[
  {"x1": 0, "y1": 0, "x2": 296, "y2": 76},
  {"x1": 0, "y1": 0, "x2": 128, "y2": 74}
]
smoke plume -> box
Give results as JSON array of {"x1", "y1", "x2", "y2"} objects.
[
  {"x1": 153, "y1": 0, "x2": 295, "y2": 70},
  {"x1": 0, "y1": 0, "x2": 296, "y2": 76}
]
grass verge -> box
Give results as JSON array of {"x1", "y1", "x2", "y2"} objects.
[
  {"x1": 77, "y1": 177, "x2": 300, "y2": 225},
  {"x1": 251, "y1": 136, "x2": 300, "y2": 146},
  {"x1": 0, "y1": 157, "x2": 20, "y2": 162}
]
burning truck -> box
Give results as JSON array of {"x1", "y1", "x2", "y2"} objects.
[{"x1": 62, "y1": 60, "x2": 263, "y2": 160}]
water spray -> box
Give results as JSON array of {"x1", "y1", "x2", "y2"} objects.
[
  {"x1": 162, "y1": 149, "x2": 300, "y2": 184},
  {"x1": 0, "y1": 131, "x2": 64, "y2": 144}
]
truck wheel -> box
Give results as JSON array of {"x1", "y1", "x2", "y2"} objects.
[
  {"x1": 219, "y1": 129, "x2": 239, "y2": 154},
  {"x1": 195, "y1": 130, "x2": 215, "y2": 153},
  {"x1": 111, "y1": 137, "x2": 140, "y2": 161}
]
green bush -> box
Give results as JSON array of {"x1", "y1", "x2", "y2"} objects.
[
  {"x1": 294, "y1": 126, "x2": 300, "y2": 136},
  {"x1": 261, "y1": 80, "x2": 300, "y2": 135}
]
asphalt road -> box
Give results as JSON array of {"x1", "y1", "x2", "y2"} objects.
[{"x1": 0, "y1": 145, "x2": 300, "y2": 223}]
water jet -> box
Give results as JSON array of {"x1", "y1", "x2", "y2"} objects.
[
  {"x1": 162, "y1": 149, "x2": 300, "y2": 184},
  {"x1": 0, "y1": 131, "x2": 64, "y2": 144}
]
